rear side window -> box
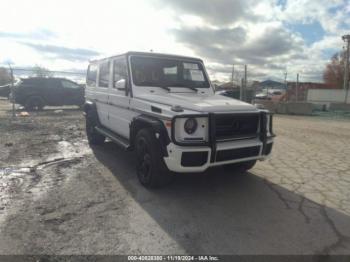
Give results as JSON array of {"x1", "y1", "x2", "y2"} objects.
[
  {"x1": 61, "y1": 80, "x2": 79, "y2": 89},
  {"x1": 113, "y1": 57, "x2": 127, "y2": 88},
  {"x1": 21, "y1": 78, "x2": 45, "y2": 87},
  {"x1": 98, "y1": 61, "x2": 110, "y2": 88},
  {"x1": 87, "y1": 64, "x2": 97, "y2": 86},
  {"x1": 21, "y1": 79, "x2": 33, "y2": 85},
  {"x1": 21, "y1": 78, "x2": 37, "y2": 85}
]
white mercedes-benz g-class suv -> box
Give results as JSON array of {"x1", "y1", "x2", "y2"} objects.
[{"x1": 84, "y1": 52, "x2": 274, "y2": 188}]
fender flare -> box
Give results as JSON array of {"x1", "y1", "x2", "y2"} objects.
[
  {"x1": 83, "y1": 100, "x2": 101, "y2": 125},
  {"x1": 130, "y1": 115, "x2": 171, "y2": 156}
]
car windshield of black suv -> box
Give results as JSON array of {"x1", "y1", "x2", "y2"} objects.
[{"x1": 130, "y1": 56, "x2": 210, "y2": 88}]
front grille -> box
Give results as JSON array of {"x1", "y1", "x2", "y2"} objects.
[
  {"x1": 214, "y1": 113, "x2": 259, "y2": 141},
  {"x1": 216, "y1": 146, "x2": 260, "y2": 162}
]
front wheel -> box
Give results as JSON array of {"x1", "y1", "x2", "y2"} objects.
[
  {"x1": 135, "y1": 128, "x2": 173, "y2": 188},
  {"x1": 223, "y1": 160, "x2": 257, "y2": 173}
]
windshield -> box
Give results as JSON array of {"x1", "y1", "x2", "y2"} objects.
[{"x1": 130, "y1": 56, "x2": 210, "y2": 88}]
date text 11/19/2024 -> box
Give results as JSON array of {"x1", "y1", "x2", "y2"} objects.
[{"x1": 127, "y1": 255, "x2": 220, "y2": 261}]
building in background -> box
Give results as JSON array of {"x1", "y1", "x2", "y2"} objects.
[{"x1": 285, "y1": 82, "x2": 336, "y2": 102}]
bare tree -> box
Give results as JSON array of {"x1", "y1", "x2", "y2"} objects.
[
  {"x1": 323, "y1": 51, "x2": 347, "y2": 89},
  {"x1": 0, "y1": 67, "x2": 11, "y2": 85},
  {"x1": 32, "y1": 65, "x2": 54, "y2": 78}
]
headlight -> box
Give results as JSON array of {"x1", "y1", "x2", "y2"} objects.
[
  {"x1": 172, "y1": 116, "x2": 209, "y2": 145},
  {"x1": 184, "y1": 118, "x2": 198, "y2": 134}
]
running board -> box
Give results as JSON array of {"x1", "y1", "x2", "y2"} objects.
[{"x1": 95, "y1": 126, "x2": 130, "y2": 150}]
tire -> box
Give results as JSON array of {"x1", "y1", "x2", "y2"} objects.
[
  {"x1": 24, "y1": 96, "x2": 45, "y2": 111},
  {"x1": 223, "y1": 160, "x2": 257, "y2": 173},
  {"x1": 85, "y1": 112, "x2": 105, "y2": 145},
  {"x1": 135, "y1": 128, "x2": 173, "y2": 188}
]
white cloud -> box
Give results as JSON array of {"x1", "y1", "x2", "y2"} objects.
[
  {"x1": 0, "y1": 0, "x2": 348, "y2": 82},
  {"x1": 281, "y1": 0, "x2": 347, "y2": 32}
]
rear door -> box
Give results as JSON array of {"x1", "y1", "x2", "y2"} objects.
[
  {"x1": 94, "y1": 61, "x2": 110, "y2": 127},
  {"x1": 43, "y1": 79, "x2": 64, "y2": 106},
  {"x1": 61, "y1": 79, "x2": 84, "y2": 105},
  {"x1": 106, "y1": 56, "x2": 132, "y2": 138}
]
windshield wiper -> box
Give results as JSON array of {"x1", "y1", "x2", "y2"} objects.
[
  {"x1": 159, "y1": 86, "x2": 171, "y2": 92},
  {"x1": 142, "y1": 82, "x2": 170, "y2": 92},
  {"x1": 183, "y1": 86, "x2": 198, "y2": 92},
  {"x1": 168, "y1": 83, "x2": 198, "y2": 92}
]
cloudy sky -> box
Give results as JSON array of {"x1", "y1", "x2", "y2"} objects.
[{"x1": 0, "y1": 0, "x2": 349, "y2": 82}]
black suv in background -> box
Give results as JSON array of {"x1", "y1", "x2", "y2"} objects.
[
  {"x1": 13, "y1": 77, "x2": 85, "y2": 110},
  {"x1": 0, "y1": 84, "x2": 10, "y2": 98}
]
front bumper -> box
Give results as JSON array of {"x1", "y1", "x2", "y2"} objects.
[{"x1": 163, "y1": 137, "x2": 274, "y2": 173}]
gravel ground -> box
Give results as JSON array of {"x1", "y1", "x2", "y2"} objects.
[{"x1": 0, "y1": 98, "x2": 350, "y2": 255}]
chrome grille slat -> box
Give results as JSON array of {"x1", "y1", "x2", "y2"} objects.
[{"x1": 214, "y1": 113, "x2": 260, "y2": 141}]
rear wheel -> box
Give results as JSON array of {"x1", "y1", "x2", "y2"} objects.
[
  {"x1": 135, "y1": 128, "x2": 173, "y2": 188},
  {"x1": 24, "y1": 96, "x2": 44, "y2": 111},
  {"x1": 85, "y1": 112, "x2": 105, "y2": 145},
  {"x1": 224, "y1": 160, "x2": 257, "y2": 173}
]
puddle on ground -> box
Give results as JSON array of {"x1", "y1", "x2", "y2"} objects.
[
  {"x1": 14, "y1": 139, "x2": 91, "y2": 170},
  {"x1": 57, "y1": 140, "x2": 91, "y2": 159},
  {"x1": 0, "y1": 139, "x2": 92, "y2": 221}
]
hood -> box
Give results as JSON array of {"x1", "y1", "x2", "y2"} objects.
[{"x1": 135, "y1": 92, "x2": 257, "y2": 112}]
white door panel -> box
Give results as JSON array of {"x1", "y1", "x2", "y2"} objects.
[
  {"x1": 89, "y1": 60, "x2": 110, "y2": 128},
  {"x1": 105, "y1": 56, "x2": 134, "y2": 139},
  {"x1": 94, "y1": 89, "x2": 109, "y2": 127},
  {"x1": 96, "y1": 102, "x2": 109, "y2": 127},
  {"x1": 107, "y1": 100, "x2": 134, "y2": 138}
]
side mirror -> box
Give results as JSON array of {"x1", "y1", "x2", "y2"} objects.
[{"x1": 115, "y1": 79, "x2": 126, "y2": 91}]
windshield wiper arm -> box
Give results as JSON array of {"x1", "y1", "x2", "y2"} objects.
[
  {"x1": 159, "y1": 86, "x2": 171, "y2": 92},
  {"x1": 138, "y1": 81, "x2": 171, "y2": 92},
  {"x1": 184, "y1": 86, "x2": 198, "y2": 92},
  {"x1": 169, "y1": 83, "x2": 198, "y2": 92}
]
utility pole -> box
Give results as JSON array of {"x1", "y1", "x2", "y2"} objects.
[
  {"x1": 296, "y1": 73, "x2": 299, "y2": 102},
  {"x1": 284, "y1": 71, "x2": 288, "y2": 101},
  {"x1": 284, "y1": 71, "x2": 288, "y2": 89},
  {"x1": 342, "y1": 35, "x2": 350, "y2": 103},
  {"x1": 8, "y1": 63, "x2": 15, "y2": 118},
  {"x1": 243, "y1": 65, "x2": 247, "y2": 102},
  {"x1": 232, "y1": 64, "x2": 236, "y2": 95},
  {"x1": 234, "y1": 64, "x2": 248, "y2": 101},
  {"x1": 240, "y1": 78, "x2": 243, "y2": 100},
  {"x1": 231, "y1": 64, "x2": 234, "y2": 83}
]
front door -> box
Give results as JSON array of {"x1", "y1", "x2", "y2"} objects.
[
  {"x1": 61, "y1": 79, "x2": 84, "y2": 106},
  {"x1": 106, "y1": 56, "x2": 132, "y2": 139},
  {"x1": 44, "y1": 79, "x2": 64, "y2": 106}
]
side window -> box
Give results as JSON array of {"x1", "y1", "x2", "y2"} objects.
[
  {"x1": 22, "y1": 78, "x2": 42, "y2": 87},
  {"x1": 61, "y1": 80, "x2": 79, "y2": 89},
  {"x1": 98, "y1": 61, "x2": 110, "y2": 88},
  {"x1": 113, "y1": 58, "x2": 127, "y2": 88},
  {"x1": 87, "y1": 64, "x2": 97, "y2": 86},
  {"x1": 45, "y1": 79, "x2": 60, "y2": 88}
]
